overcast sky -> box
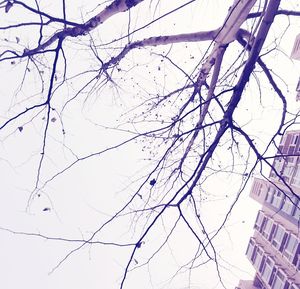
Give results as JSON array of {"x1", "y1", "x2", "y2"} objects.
[{"x1": 1, "y1": 1, "x2": 300, "y2": 289}]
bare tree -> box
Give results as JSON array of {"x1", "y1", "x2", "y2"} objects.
[{"x1": 0, "y1": 0, "x2": 300, "y2": 288}]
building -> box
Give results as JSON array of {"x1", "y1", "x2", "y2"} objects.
[
  {"x1": 291, "y1": 33, "x2": 300, "y2": 101},
  {"x1": 237, "y1": 130, "x2": 300, "y2": 289},
  {"x1": 291, "y1": 34, "x2": 300, "y2": 61}
]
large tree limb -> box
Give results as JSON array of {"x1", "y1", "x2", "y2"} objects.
[
  {"x1": 248, "y1": 9, "x2": 300, "y2": 18},
  {"x1": 22, "y1": 0, "x2": 145, "y2": 57},
  {"x1": 225, "y1": 0, "x2": 281, "y2": 125},
  {"x1": 104, "y1": 30, "x2": 219, "y2": 68}
]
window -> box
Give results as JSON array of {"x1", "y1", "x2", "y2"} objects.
[
  {"x1": 271, "y1": 190, "x2": 284, "y2": 209},
  {"x1": 293, "y1": 135, "x2": 299, "y2": 145},
  {"x1": 291, "y1": 35, "x2": 300, "y2": 60},
  {"x1": 254, "y1": 276, "x2": 267, "y2": 289},
  {"x1": 265, "y1": 187, "x2": 274, "y2": 203},
  {"x1": 272, "y1": 224, "x2": 286, "y2": 251},
  {"x1": 272, "y1": 269, "x2": 287, "y2": 289},
  {"x1": 253, "y1": 247, "x2": 264, "y2": 271},
  {"x1": 283, "y1": 233, "x2": 299, "y2": 265},
  {"x1": 293, "y1": 204, "x2": 300, "y2": 221},
  {"x1": 246, "y1": 238, "x2": 255, "y2": 261},
  {"x1": 254, "y1": 211, "x2": 265, "y2": 231},
  {"x1": 292, "y1": 166, "x2": 300, "y2": 188},
  {"x1": 283, "y1": 165, "x2": 294, "y2": 177},
  {"x1": 288, "y1": 146, "x2": 296, "y2": 155},
  {"x1": 287, "y1": 156, "x2": 296, "y2": 163},
  {"x1": 261, "y1": 218, "x2": 274, "y2": 240},
  {"x1": 252, "y1": 181, "x2": 263, "y2": 196},
  {"x1": 261, "y1": 256, "x2": 275, "y2": 284},
  {"x1": 259, "y1": 256, "x2": 266, "y2": 274},
  {"x1": 282, "y1": 195, "x2": 296, "y2": 216},
  {"x1": 257, "y1": 183, "x2": 262, "y2": 196},
  {"x1": 273, "y1": 161, "x2": 284, "y2": 179},
  {"x1": 285, "y1": 280, "x2": 292, "y2": 289}
]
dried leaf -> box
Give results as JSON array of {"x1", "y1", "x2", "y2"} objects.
[
  {"x1": 16, "y1": 37, "x2": 20, "y2": 43},
  {"x1": 51, "y1": 117, "x2": 56, "y2": 122},
  {"x1": 18, "y1": 126, "x2": 23, "y2": 132},
  {"x1": 149, "y1": 179, "x2": 156, "y2": 186},
  {"x1": 43, "y1": 207, "x2": 51, "y2": 212},
  {"x1": 5, "y1": 1, "x2": 13, "y2": 13}
]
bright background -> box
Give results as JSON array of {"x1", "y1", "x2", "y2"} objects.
[{"x1": 0, "y1": 1, "x2": 300, "y2": 289}]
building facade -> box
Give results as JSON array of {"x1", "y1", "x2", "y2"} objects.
[
  {"x1": 291, "y1": 33, "x2": 300, "y2": 101},
  {"x1": 237, "y1": 130, "x2": 300, "y2": 289}
]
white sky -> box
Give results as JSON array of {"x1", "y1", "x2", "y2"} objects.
[{"x1": 0, "y1": 1, "x2": 300, "y2": 289}]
